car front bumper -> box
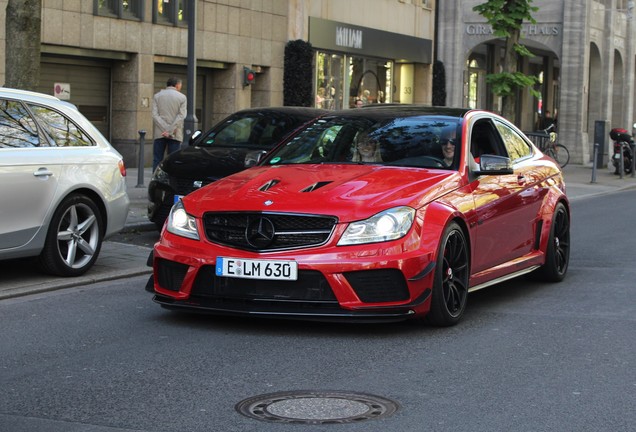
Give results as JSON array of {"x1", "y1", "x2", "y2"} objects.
[{"x1": 149, "y1": 231, "x2": 437, "y2": 322}]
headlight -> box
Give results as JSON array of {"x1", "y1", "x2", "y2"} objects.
[
  {"x1": 338, "y1": 206, "x2": 415, "y2": 246},
  {"x1": 167, "y1": 200, "x2": 199, "y2": 240},
  {"x1": 152, "y1": 165, "x2": 169, "y2": 183}
]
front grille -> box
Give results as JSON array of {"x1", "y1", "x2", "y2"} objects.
[
  {"x1": 173, "y1": 177, "x2": 216, "y2": 196},
  {"x1": 202, "y1": 212, "x2": 337, "y2": 251},
  {"x1": 344, "y1": 269, "x2": 410, "y2": 303},
  {"x1": 191, "y1": 266, "x2": 337, "y2": 302}
]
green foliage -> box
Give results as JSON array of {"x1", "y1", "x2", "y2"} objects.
[
  {"x1": 485, "y1": 72, "x2": 541, "y2": 98},
  {"x1": 283, "y1": 40, "x2": 314, "y2": 107},
  {"x1": 473, "y1": 0, "x2": 538, "y2": 37},
  {"x1": 472, "y1": 0, "x2": 540, "y2": 103}
]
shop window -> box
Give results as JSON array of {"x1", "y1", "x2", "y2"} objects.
[
  {"x1": 154, "y1": 0, "x2": 188, "y2": 26},
  {"x1": 316, "y1": 51, "x2": 393, "y2": 110},
  {"x1": 94, "y1": 0, "x2": 143, "y2": 20},
  {"x1": 349, "y1": 56, "x2": 393, "y2": 108},
  {"x1": 316, "y1": 52, "x2": 345, "y2": 110}
]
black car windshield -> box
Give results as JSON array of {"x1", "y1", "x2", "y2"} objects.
[
  {"x1": 196, "y1": 113, "x2": 297, "y2": 149},
  {"x1": 263, "y1": 114, "x2": 462, "y2": 170}
]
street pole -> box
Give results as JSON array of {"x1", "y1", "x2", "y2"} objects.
[{"x1": 183, "y1": 0, "x2": 198, "y2": 149}]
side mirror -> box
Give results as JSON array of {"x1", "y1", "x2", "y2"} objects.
[
  {"x1": 474, "y1": 154, "x2": 514, "y2": 175},
  {"x1": 245, "y1": 150, "x2": 267, "y2": 168},
  {"x1": 189, "y1": 130, "x2": 202, "y2": 146}
]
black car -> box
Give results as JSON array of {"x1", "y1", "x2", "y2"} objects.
[{"x1": 147, "y1": 107, "x2": 327, "y2": 229}]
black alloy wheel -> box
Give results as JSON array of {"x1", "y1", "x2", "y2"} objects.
[
  {"x1": 426, "y1": 222, "x2": 469, "y2": 327},
  {"x1": 533, "y1": 202, "x2": 570, "y2": 282}
]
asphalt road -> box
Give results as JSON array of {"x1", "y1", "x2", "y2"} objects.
[{"x1": 1, "y1": 191, "x2": 635, "y2": 432}]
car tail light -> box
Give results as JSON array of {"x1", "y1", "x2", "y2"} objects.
[{"x1": 118, "y1": 160, "x2": 127, "y2": 177}]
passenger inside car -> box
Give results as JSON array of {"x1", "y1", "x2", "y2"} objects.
[{"x1": 352, "y1": 130, "x2": 383, "y2": 162}]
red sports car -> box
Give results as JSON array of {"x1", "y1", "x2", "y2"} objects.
[{"x1": 149, "y1": 106, "x2": 570, "y2": 326}]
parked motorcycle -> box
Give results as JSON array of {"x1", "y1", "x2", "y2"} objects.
[{"x1": 609, "y1": 127, "x2": 635, "y2": 175}]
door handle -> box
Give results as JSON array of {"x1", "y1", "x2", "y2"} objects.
[{"x1": 33, "y1": 168, "x2": 54, "y2": 178}]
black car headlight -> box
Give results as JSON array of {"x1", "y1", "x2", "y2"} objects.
[
  {"x1": 152, "y1": 165, "x2": 170, "y2": 184},
  {"x1": 167, "y1": 200, "x2": 199, "y2": 240}
]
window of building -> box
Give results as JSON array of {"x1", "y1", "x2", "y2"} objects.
[
  {"x1": 315, "y1": 51, "x2": 393, "y2": 110},
  {"x1": 154, "y1": 0, "x2": 188, "y2": 25},
  {"x1": 94, "y1": 0, "x2": 143, "y2": 20}
]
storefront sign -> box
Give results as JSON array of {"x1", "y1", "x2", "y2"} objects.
[
  {"x1": 336, "y1": 26, "x2": 363, "y2": 49},
  {"x1": 309, "y1": 17, "x2": 432, "y2": 64},
  {"x1": 466, "y1": 23, "x2": 561, "y2": 36}
]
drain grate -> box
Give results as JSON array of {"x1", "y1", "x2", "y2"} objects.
[{"x1": 235, "y1": 390, "x2": 399, "y2": 424}]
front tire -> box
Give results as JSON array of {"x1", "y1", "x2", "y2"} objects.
[
  {"x1": 38, "y1": 194, "x2": 103, "y2": 277},
  {"x1": 426, "y1": 222, "x2": 469, "y2": 327}
]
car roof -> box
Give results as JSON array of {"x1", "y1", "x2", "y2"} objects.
[
  {"x1": 327, "y1": 104, "x2": 472, "y2": 118},
  {"x1": 231, "y1": 106, "x2": 329, "y2": 117}
]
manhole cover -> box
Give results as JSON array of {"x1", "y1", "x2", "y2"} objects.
[{"x1": 235, "y1": 390, "x2": 399, "y2": 424}]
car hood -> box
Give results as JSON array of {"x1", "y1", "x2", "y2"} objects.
[
  {"x1": 162, "y1": 145, "x2": 257, "y2": 180},
  {"x1": 183, "y1": 164, "x2": 461, "y2": 222}
]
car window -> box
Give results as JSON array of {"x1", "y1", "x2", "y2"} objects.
[
  {"x1": 199, "y1": 114, "x2": 298, "y2": 149},
  {"x1": 27, "y1": 103, "x2": 94, "y2": 147},
  {"x1": 264, "y1": 115, "x2": 461, "y2": 170},
  {"x1": 495, "y1": 121, "x2": 532, "y2": 162},
  {"x1": 205, "y1": 117, "x2": 258, "y2": 147},
  {"x1": 470, "y1": 119, "x2": 505, "y2": 159},
  {"x1": 0, "y1": 99, "x2": 41, "y2": 148}
]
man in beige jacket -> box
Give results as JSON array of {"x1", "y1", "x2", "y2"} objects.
[{"x1": 152, "y1": 77, "x2": 187, "y2": 172}]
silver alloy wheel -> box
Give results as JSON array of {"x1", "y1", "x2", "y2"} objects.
[{"x1": 39, "y1": 194, "x2": 103, "y2": 276}]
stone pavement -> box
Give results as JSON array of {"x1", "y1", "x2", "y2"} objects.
[{"x1": 1, "y1": 163, "x2": 635, "y2": 300}]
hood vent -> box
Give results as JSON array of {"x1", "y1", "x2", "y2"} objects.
[
  {"x1": 300, "y1": 181, "x2": 332, "y2": 193},
  {"x1": 259, "y1": 179, "x2": 280, "y2": 192}
]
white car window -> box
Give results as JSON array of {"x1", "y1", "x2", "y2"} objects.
[
  {"x1": 27, "y1": 103, "x2": 93, "y2": 147},
  {"x1": 0, "y1": 99, "x2": 41, "y2": 148}
]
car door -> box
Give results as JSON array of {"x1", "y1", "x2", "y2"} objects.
[
  {"x1": 468, "y1": 117, "x2": 539, "y2": 274},
  {"x1": 0, "y1": 98, "x2": 61, "y2": 250}
]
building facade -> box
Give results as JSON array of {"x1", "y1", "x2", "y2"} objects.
[
  {"x1": 5, "y1": 1, "x2": 630, "y2": 167},
  {"x1": 0, "y1": 0, "x2": 435, "y2": 167},
  {"x1": 437, "y1": 0, "x2": 636, "y2": 165}
]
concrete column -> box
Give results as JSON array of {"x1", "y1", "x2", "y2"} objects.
[
  {"x1": 560, "y1": 0, "x2": 591, "y2": 164},
  {"x1": 111, "y1": 53, "x2": 155, "y2": 168}
]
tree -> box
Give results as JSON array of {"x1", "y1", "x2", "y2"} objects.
[
  {"x1": 432, "y1": 60, "x2": 447, "y2": 107},
  {"x1": 5, "y1": 0, "x2": 42, "y2": 90},
  {"x1": 473, "y1": 0, "x2": 540, "y2": 121},
  {"x1": 283, "y1": 40, "x2": 313, "y2": 107}
]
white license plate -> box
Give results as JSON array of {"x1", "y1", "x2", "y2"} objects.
[
  {"x1": 174, "y1": 194, "x2": 184, "y2": 204},
  {"x1": 215, "y1": 257, "x2": 298, "y2": 281}
]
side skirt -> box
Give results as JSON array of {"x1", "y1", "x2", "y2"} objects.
[{"x1": 468, "y1": 265, "x2": 540, "y2": 293}]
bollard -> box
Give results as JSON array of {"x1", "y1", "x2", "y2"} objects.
[
  {"x1": 591, "y1": 143, "x2": 598, "y2": 183},
  {"x1": 629, "y1": 141, "x2": 636, "y2": 177},
  {"x1": 619, "y1": 142, "x2": 624, "y2": 179},
  {"x1": 136, "y1": 130, "x2": 146, "y2": 188}
]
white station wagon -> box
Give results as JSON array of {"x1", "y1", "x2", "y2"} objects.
[{"x1": 0, "y1": 87, "x2": 129, "y2": 276}]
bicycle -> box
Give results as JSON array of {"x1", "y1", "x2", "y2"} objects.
[{"x1": 541, "y1": 124, "x2": 570, "y2": 168}]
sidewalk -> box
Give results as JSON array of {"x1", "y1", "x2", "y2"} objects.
[{"x1": 1, "y1": 164, "x2": 635, "y2": 300}]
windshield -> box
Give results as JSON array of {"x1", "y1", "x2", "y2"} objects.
[
  {"x1": 196, "y1": 113, "x2": 298, "y2": 149},
  {"x1": 263, "y1": 114, "x2": 462, "y2": 170}
]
